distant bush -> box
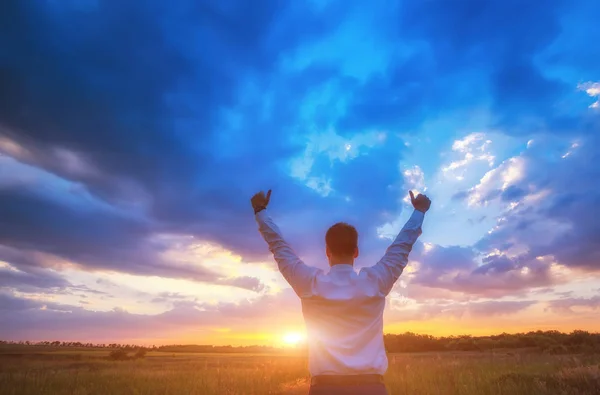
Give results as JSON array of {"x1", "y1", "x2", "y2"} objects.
[
  {"x1": 543, "y1": 344, "x2": 569, "y2": 354},
  {"x1": 107, "y1": 348, "x2": 147, "y2": 360},
  {"x1": 108, "y1": 349, "x2": 130, "y2": 361}
]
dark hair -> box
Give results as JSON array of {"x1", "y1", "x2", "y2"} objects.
[{"x1": 325, "y1": 222, "x2": 358, "y2": 257}]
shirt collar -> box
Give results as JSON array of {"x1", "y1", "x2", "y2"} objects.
[{"x1": 329, "y1": 263, "x2": 354, "y2": 272}]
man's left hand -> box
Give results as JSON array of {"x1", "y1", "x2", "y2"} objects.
[{"x1": 251, "y1": 189, "x2": 271, "y2": 214}]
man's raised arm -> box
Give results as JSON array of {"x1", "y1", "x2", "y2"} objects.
[
  {"x1": 364, "y1": 191, "x2": 431, "y2": 296},
  {"x1": 252, "y1": 190, "x2": 320, "y2": 297}
]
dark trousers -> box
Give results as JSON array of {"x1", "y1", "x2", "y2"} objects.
[
  {"x1": 308, "y1": 375, "x2": 388, "y2": 395},
  {"x1": 308, "y1": 383, "x2": 389, "y2": 395}
]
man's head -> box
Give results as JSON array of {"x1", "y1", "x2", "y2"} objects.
[{"x1": 325, "y1": 222, "x2": 359, "y2": 265}]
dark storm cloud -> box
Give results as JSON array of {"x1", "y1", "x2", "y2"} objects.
[
  {"x1": 0, "y1": 0, "x2": 347, "y2": 197},
  {"x1": 0, "y1": 0, "x2": 387, "y2": 269},
  {"x1": 0, "y1": 1, "x2": 350, "y2": 267}
]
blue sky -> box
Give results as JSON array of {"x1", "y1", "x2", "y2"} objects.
[{"x1": 0, "y1": 0, "x2": 599, "y2": 345}]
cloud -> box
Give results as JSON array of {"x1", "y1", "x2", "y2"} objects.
[
  {"x1": 578, "y1": 82, "x2": 600, "y2": 109},
  {"x1": 0, "y1": 192, "x2": 265, "y2": 292},
  {"x1": 405, "y1": 242, "x2": 567, "y2": 298},
  {"x1": 0, "y1": 264, "x2": 70, "y2": 292},
  {"x1": 386, "y1": 298, "x2": 535, "y2": 321},
  {"x1": 0, "y1": 289, "x2": 302, "y2": 342},
  {"x1": 466, "y1": 300, "x2": 536, "y2": 317},
  {"x1": 465, "y1": 156, "x2": 527, "y2": 207},
  {"x1": 471, "y1": 132, "x2": 600, "y2": 271},
  {"x1": 547, "y1": 296, "x2": 600, "y2": 314},
  {"x1": 409, "y1": 129, "x2": 600, "y2": 294},
  {"x1": 442, "y1": 133, "x2": 495, "y2": 179},
  {"x1": 420, "y1": 128, "x2": 600, "y2": 298},
  {"x1": 150, "y1": 292, "x2": 189, "y2": 304},
  {"x1": 218, "y1": 276, "x2": 265, "y2": 293},
  {"x1": 0, "y1": 292, "x2": 45, "y2": 311},
  {"x1": 0, "y1": 185, "x2": 235, "y2": 282},
  {"x1": 400, "y1": 134, "x2": 600, "y2": 301},
  {"x1": 395, "y1": 0, "x2": 574, "y2": 131}
]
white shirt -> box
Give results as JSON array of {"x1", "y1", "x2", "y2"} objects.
[{"x1": 255, "y1": 209, "x2": 424, "y2": 376}]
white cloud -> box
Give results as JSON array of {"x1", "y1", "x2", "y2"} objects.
[
  {"x1": 305, "y1": 176, "x2": 333, "y2": 197},
  {"x1": 451, "y1": 132, "x2": 485, "y2": 153},
  {"x1": 467, "y1": 156, "x2": 526, "y2": 207},
  {"x1": 577, "y1": 81, "x2": 600, "y2": 109},
  {"x1": 377, "y1": 130, "x2": 525, "y2": 247},
  {"x1": 561, "y1": 141, "x2": 580, "y2": 159},
  {"x1": 442, "y1": 133, "x2": 495, "y2": 179}
]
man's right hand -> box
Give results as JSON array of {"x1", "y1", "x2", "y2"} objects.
[
  {"x1": 251, "y1": 189, "x2": 271, "y2": 214},
  {"x1": 409, "y1": 190, "x2": 431, "y2": 213}
]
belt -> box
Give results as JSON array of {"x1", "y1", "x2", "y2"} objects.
[{"x1": 311, "y1": 374, "x2": 385, "y2": 386}]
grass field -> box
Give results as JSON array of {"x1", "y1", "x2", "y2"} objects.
[{"x1": 1, "y1": 348, "x2": 599, "y2": 394}]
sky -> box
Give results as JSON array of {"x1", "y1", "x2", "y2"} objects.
[{"x1": 1, "y1": 0, "x2": 599, "y2": 347}]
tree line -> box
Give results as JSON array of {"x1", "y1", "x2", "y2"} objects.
[
  {"x1": 383, "y1": 330, "x2": 600, "y2": 354},
  {"x1": 2, "y1": 330, "x2": 599, "y2": 354}
]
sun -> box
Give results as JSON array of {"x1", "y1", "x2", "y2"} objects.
[{"x1": 282, "y1": 332, "x2": 305, "y2": 346}]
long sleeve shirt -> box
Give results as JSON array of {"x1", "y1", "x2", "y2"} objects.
[{"x1": 255, "y1": 209, "x2": 424, "y2": 376}]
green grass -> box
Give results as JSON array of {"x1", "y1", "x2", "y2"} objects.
[{"x1": 1, "y1": 350, "x2": 599, "y2": 394}]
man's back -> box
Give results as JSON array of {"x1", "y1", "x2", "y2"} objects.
[{"x1": 302, "y1": 265, "x2": 387, "y2": 375}]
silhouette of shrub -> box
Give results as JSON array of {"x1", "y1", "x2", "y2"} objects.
[{"x1": 108, "y1": 349, "x2": 129, "y2": 361}]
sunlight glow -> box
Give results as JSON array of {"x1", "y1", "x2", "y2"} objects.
[{"x1": 282, "y1": 332, "x2": 305, "y2": 346}]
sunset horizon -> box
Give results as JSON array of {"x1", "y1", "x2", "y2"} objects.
[{"x1": 4, "y1": 327, "x2": 600, "y2": 349}]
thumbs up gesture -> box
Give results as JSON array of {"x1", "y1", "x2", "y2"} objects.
[
  {"x1": 251, "y1": 189, "x2": 271, "y2": 214},
  {"x1": 409, "y1": 190, "x2": 431, "y2": 213}
]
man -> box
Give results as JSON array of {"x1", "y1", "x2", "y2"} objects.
[{"x1": 251, "y1": 189, "x2": 430, "y2": 395}]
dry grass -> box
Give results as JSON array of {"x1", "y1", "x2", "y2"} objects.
[{"x1": 1, "y1": 351, "x2": 599, "y2": 394}]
